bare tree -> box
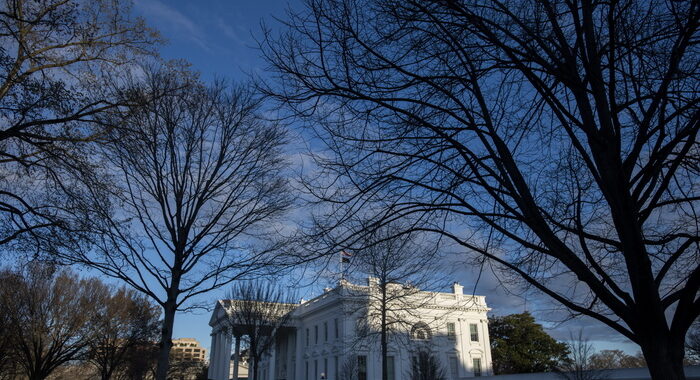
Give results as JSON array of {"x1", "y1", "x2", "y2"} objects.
[
  {"x1": 557, "y1": 330, "x2": 608, "y2": 380},
  {"x1": 409, "y1": 348, "x2": 447, "y2": 380},
  {"x1": 119, "y1": 341, "x2": 159, "y2": 380},
  {"x1": 589, "y1": 349, "x2": 646, "y2": 370},
  {"x1": 225, "y1": 281, "x2": 296, "y2": 380},
  {"x1": 338, "y1": 356, "x2": 359, "y2": 380},
  {"x1": 0, "y1": 298, "x2": 19, "y2": 379},
  {"x1": 342, "y1": 226, "x2": 446, "y2": 380},
  {"x1": 0, "y1": 263, "x2": 107, "y2": 380},
  {"x1": 66, "y1": 66, "x2": 293, "y2": 380},
  {"x1": 168, "y1": 358, "x2": 206, "y2": 380},
  {"x1": 87, "y1": 286, "x2": 161, "y2": 380},
  {"x1": 0, "y1": 0, "x2": 159, "y2": 251},
  {"x1": 262, "y1": 1, "x2": 700, "y2": 378}
]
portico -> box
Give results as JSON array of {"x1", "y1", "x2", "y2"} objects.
[{"x1": 208, "y1": 300, "x2": 297, "y2": 380}]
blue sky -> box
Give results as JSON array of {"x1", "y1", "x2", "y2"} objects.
[
  {"x1": 134, "y1": 0, "x2": 295, "y2": 83},
  {"x1": 132, "y1": 0, "x2": 298, "y2": 351},
  {"x1": 132, "y1": 0, "x2": 640, "y2": 356}
]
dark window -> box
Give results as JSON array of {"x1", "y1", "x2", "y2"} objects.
[
  {"x1": 306, "y1": 328, "x2": 310, "y2": 346},
  {"x1": 324, "y1": 321, "x2": 328, "y2": 341},
  {"x1": 334, "y1": 318, "x2": 339, "y2": 338},
  {"x1": 450, "y1": 357, "x2": 459, "y2": 379},
  {"x1": 315, "y1": 325, "x2": 319, "y2": 344},
  {"x1": 358, "y1": 355, "x2": 367, "y2": 380},
  {"x1": 305, "y1": 361, "x2": 309, "y2": 380},
  {"x1": 473, "y1": 358, "x2": 482, "y2": 376},
  {"x1": 470, "y1": 323, "x2": 479, "y2": 342},
  {"x1": 447, "y1": 322, "x2": 456, "y2": 338},
  {"x1": 387, "y1": 356, "x2": 395, "y2": 380},
  {"x1": 334, "y1": 356, "x2": 339, "y2": 380}
]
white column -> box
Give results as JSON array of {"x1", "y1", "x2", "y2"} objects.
[
  {"x1": 217, "y1": 331, "x2": 226, "y2": 380},
  {"x1": 482, "y1": 319, "x2": 492, "y2": 375},
  {"x1": 295, "y1": 328, "x2": 303, "y2": 380},
  {"x1": 223, "y1": 332, "x2": 232, "y2": 380},
  {"x1": 232, "y1": 336, "x2": 241, "y2": 380},
  {"x1": 268, "y1": 337, "x2": 277, "y2": 380},
  {"x1": 209, "y1": 333, "x2": 219, "y2": 380},
  {"x1": 458, "y1": 318, "x2": 466, "y2": 378},
  {"x1": 213, "y1": 332, "x2": 220, "y2": 380}
]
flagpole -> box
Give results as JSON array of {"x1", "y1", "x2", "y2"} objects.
[
  {"x1": 340, "y1": 257, "x2": 344, "y2": 282},
  {"x1": 339, "y1": 251, "x2": 351, "y2": 283}
]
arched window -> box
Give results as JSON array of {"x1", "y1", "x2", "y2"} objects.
[{"x1": 411, "y1": 322, "x2": 432, "y2": 340}]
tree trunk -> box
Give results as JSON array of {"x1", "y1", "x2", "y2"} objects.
[
  {"x1": 641, "y1": 335, "x2": 686, "y2": 380},
  {"x1": 155, "y1": 298, "x2": 177, "y2": 380},
  {"x1": 28, "y1": 358, "x2": 52, "y2": 380},
  {"x1": 381, "y1": 284, "x2": 388, "y2": 380},
  {"x1": 100, "y1": 363, "x2": 110, "y2": 380}
]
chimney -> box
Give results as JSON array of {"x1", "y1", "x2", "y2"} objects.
[
  {"x1": 368, "y1": 276, "x2": 379, "y2": 287},
  {"x1": 452, "y1": 282, "x2": 464, "y2": 295}
]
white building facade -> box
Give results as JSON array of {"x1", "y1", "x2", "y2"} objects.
[{"x1": 208, "y1": 278, "x2": 493, "y2": 380}]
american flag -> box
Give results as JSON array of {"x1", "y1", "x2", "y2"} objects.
[{"x1": 340, "y1": 250, "x2": 352, "y2": 263}]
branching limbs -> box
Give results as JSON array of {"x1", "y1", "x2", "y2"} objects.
[
  {"x1": 262, "y1": 0, "x2": 700, "y2": 374},
  {"x1": 0, "y1": 0, "x2": 159, "y2": 250}
]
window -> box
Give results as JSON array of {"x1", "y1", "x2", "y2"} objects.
[
  {"x1": 473, "y1": 358, "x2": 482, "y2": 376},
  {"x1": 411, "y1": 322, "x2": 432, "y2": 340},
  {"x1": 387, "y1": 356, "x2": 396, "y2": 380},
  {"x1": 470, "y1": 323, "x2": 479, "y2": 342},
  {"x1": 324, "y1": 321, "x2": 328, "y2": 341},
  {"x1": 450, "y1": 357, "x2": 459, "y2": 380},
  {"x1": 447, "y1": 322, "x2": 456, "y2": 339},
  {"x1": 358, "y1": 355, "x2": 367, "y2": 380},
  {"x1": 334, "y1": 318, "x2": 339, "y2": 338},
  {"x1": 334, "y1": 356, "x2": 339, "y2": 380},
  {"x1": 315, "y1": 360, "x2": 318, "y2": 380},
  {"x1": 324, "y1": 358, "x2": 328, "y2": 379},
  {"x1": 315, "y1": 325, "x2": 319, "y2": 344},
  {"x1": 305, "y1": 361, "x2": 309, "y2": 380},
  {"x1": 306, "y1": 328, "x2": 310, "y2": 346}
]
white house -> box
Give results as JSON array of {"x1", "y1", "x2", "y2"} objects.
[{"x1": 208, "y1": 278, "x2": 493, "y2": 380}]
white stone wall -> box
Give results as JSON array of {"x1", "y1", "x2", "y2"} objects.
[{"x1": 212, "y1": 279, "x2": 493, "y2": 380}]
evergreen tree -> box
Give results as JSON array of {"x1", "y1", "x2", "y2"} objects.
[{"x1": 489, "y1": 312, "x2": 569, "y2": 374}]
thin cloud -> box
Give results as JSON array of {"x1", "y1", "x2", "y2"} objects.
[
  {"x1": 135, "y1": 0, "x2": 213, "y2": 52},
  {"x1": 216, "y1": 18, "x2": 248, "y2": 46}
]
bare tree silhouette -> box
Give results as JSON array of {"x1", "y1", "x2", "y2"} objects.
[
  {"x1": 262, "y1": 1, "x2": 700, "y2": 378},
  {"x1": 67, "y1": 66, "x2": 293, "y2": 380},
  {"x1": 0, "y1": 0, "x2": 158, "y2": 251},
  {"x1": 87, "y1": 287, "x2": 161, "y2": 380},
  {"x1": 0, "y1": 264, "x2": 107, "y2": 380}
]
